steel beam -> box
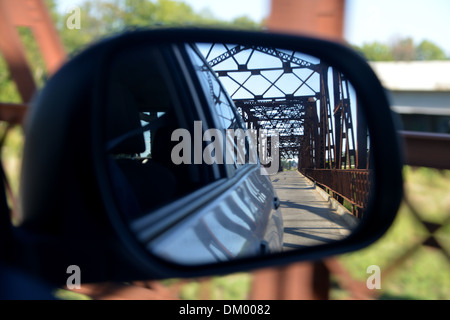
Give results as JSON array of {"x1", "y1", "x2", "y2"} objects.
[{"x1": 400, "y1": 131, "x2": 450, "y2": 170}]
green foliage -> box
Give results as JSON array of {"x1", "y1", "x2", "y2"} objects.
[
  {"x1": 57, "y1": 0, "x2": 263, "y2": 55},
  {"x1": 416, "y1": 40, "x2": 448, "y2": 61},
  {"x1": 391, "y1": 37, "x2": 416, "y2": 61},
  {"x1": 355, "y1": 37, "x2": 449, "y2": 61},
  {"x1": 0, "y1": 57, "x2": 21, "y2": 103},
  {"x1": 356, "y1": 42, "x2": 394, "y2": 61},
  {"x1": 1, "y1": 0, "x2": 448, "y2": 301},
  {"x1": 179, "y1": 273, "x2": 251, "y2": 300},
  {"x1": 0, "y1": 0, "x2": 263, "y2": 103},
  {"x1": 230, "y1": 16, "x2": 262, "y2": 30},
  {"x1": 281, "y1": 159, "x2": 297, "y2": 171},
  {"x1": 123, "y1": 0, "x2": 212, "y2": 26},
  {"x1": 335, "y1": 167, "x2": 450, "y2": 300},
  {"x1": 17, "y1": 27, "x2": 49, "y2": 89}
]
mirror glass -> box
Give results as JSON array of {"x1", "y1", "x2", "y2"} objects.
[{"x1": 103, "y1": 41, "x2": 373, "y2": 266}]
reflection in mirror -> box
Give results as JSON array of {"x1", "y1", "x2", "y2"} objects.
[{"x1": 103, "y1": 42, "x2": 373, "y2": 266}]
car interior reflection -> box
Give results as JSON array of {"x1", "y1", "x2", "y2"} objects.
[{"x1": 104, "y1": 41, "x2": 371, "y2": 265}]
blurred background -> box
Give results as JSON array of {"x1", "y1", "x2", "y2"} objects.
[{"x1": 0, "y1": 0, "x2": 449, "y2": 300}]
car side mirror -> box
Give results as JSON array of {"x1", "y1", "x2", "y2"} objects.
[{"x1": 16, "y1": 28, "x2": 403, "y2": 285}]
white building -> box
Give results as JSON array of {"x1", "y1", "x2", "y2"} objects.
[{"x1": 370, "y1": 61, "x2": 450, "y2": 133}]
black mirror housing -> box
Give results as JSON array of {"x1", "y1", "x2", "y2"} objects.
[{"x1": 15, "y1": 28, "x2": 403, "y2": 285}]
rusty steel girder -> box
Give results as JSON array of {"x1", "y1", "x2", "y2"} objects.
[
  {"x1": 300, "y1": 168, "x2": 373, "y2": 217},
  {"x1": 0, "y1": 0, "x2": 66, "y2": 123}
]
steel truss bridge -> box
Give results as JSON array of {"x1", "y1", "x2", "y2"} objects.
[{"x1": 200, "y1": 43, "x2": 373, "y2": 217}]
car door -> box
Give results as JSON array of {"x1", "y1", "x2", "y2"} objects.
[{"x1": 139, "y1": 43, "x2": 283, "y2": 265}]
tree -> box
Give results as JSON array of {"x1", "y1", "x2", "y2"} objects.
[
  {"x1": 231, "y1": 16, "x2": 262, "y2": 30},
  {"x1": 416, "y1": 40, "x2": 447, "y2": 61},
  {"x1": 391, "y1": 37, "x2": 416, "y2": 61},
  {"x1": 355, "y1": 37, "x2": 449, "y2": 62},
  {"x1": 56, "y1": 0, "x2": 263, "y2": 55},
  {"x1": 0, "y1": 0, "x2": 264, "y2": 102},
  {"x1": 355, "y1": 42, "x2": 394, "y2": 61}
]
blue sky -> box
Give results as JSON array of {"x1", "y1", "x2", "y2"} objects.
[
  {"x1": 345, "y1": 0, "x2": 450, "y2": 55},
  {"x1": 56, "y1": 0, "x2": 450, "y2": 55}
]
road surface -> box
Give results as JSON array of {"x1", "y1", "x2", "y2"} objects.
[{"x1": 270, "y1": 170, "x2": 356, "y2": 250}]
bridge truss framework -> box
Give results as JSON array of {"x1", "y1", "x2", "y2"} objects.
[{"x1": 199, "y1": 43, "x2": 373, "y2": 217}]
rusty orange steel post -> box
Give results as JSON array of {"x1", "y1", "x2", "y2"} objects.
[
  {"x1": 0, "y1": 0, "x2": 36, "y2": 104},
  {"x1": 267, "y1": 0, "x2": 345, "y2": 41},
  {"x1": 0, "y1": 0, "x2": 66, "y2": 123},
  {"x1": 250, "y1": 0, "x2": 346, "y2": 300}
]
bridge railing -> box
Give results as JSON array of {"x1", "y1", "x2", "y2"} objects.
[{"x1": 299, "y1": 168, "x2": 373, "y2": 218}]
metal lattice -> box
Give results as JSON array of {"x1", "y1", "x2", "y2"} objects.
[{"x1": 198, "y1": 42, "x2": 372, "y2": 214}]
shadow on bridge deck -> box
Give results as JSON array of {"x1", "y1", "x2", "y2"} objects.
[{"x1": 270, "y1": 171, "x2": 358, "y2": 251}]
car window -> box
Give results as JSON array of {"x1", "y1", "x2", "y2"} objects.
[
  {"x1": 185, "y1": 43, "x2": 250, "y2": 173},
  {"x1": 104, "y1": 45, "x2": 217, "y2": 219},
  {"x1": 137, "y1": 111, "x2": 166, "y2": 159}
]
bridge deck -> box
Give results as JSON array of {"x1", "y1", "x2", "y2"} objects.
[{"x1": 270, "y1": 171, "x2": 356, "y2": 251}]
